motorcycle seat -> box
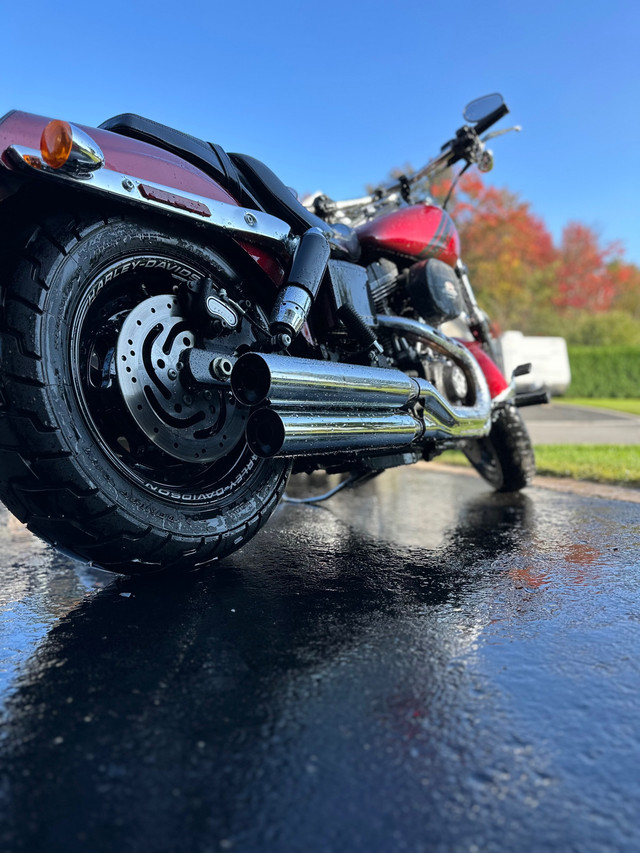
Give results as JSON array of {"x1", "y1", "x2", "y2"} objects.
[
  {"x1": 99, "y1": 112, "x2": 253, "y2": 207},
  {"x1": 229, "y1": 153, "x2": 360, "y2": 261},
  {"x1": 99, "y1": 113, "x2": 359, "y2": 261}
]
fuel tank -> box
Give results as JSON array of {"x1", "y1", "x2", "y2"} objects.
[{"x1": 356, "y1": 203, "x2": 460, "y2": 266}]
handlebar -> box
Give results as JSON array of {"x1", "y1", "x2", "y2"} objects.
[
  {"x1": 472, "y1": 103, "x2": 510, "y2": 137},
  {"x1": 309, "y1": 98, "x2": 512, "y2": 217},
  {"x1": 366, "y1": 104, "x2": 510, "y2": 199}
]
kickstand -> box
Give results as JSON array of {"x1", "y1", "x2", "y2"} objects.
[{"x1": 282, "y1": 469, "x2": 382, "y2": 505}]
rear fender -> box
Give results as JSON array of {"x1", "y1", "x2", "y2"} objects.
[{"x1": 0, "y1": 110, "x2": 291, "y2": 283}]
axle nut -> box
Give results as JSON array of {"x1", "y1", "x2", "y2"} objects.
[{"x1": 209, "y1": 356, "x2": 233, "y2": 382}]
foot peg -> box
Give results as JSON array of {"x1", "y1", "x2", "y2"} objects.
[{"x1": 515, "y1": 388, "x2": 551, "y2": 407}]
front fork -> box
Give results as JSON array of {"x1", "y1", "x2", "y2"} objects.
[
  {"x1": 455, "y1": 259, "x2": 495, "y2": 353},
  {"x1": 455, "y1": 264, "x2": 550, "y2": 411}
]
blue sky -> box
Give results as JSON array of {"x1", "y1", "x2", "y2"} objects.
[{"x1": 1, "y1": 0, "x2": 639, "y2": 263}]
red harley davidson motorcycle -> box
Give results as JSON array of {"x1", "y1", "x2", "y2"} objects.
[{"x1": 0, "y1": 94, "x2": 547, "y2": 574}]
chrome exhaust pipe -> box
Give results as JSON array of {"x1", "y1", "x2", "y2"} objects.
[
  {"x1": 232, "y1": 352, "x2": 420, "y2": 409},
  {"x1": 376, "y1": 314, "x2": 492, "y2": 439},
  {"x1": 246, "y1": 408, "x2": 422, "y2": 458},
  {"x1": 231, "y1": 315, "x2": 494, "y2": 458}
]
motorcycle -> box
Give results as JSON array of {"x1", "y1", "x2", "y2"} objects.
[{"x1": 0, "y1": 93, "x2": 548, "y2": 575}]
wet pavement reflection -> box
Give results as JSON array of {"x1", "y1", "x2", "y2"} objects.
[{"x1": 0, "y1": 468, "x2": 638, "y2": 852}]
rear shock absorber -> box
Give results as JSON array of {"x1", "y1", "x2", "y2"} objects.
[{"x1": 269, "y1": 227, "x2": 331, "y2": 347}]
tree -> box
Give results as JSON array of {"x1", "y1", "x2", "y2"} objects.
[
  {"x1": 609, "y1": 259, "x2": 640, "y2": 319},
  {"x1": 443, "y1": 172, "x2": 557, "y2": 332},
  {"x1": 554, "y1": 223, "x2": 623, "y2": 313},
  {"x1": 372, "y1": 165, "x2": 640, "y2": 339}
]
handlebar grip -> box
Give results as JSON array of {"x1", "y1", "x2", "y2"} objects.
[{"x1": 473, "y1": 103, "x2": 510, "y2": 136}]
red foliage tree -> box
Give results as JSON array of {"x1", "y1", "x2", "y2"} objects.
[
  {"x1": 442, "y1": 172, "x2": 557, "y2": 330},
  {"x1": 392, "y1": 166, "x2": 640, "y2": 337},
  {"x1": 554, "y1": 223, "x2": 623, "y2": 312},
  {"x1": 605, "y1": 260, "x2": 640, "y2": 318}
]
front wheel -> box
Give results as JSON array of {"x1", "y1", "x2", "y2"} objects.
[
  {"x1": 0, "y1": 212, "x2": 289, "y2": 574},
  {"x1": 462, "y1": 404, "x2": 536, "y2": 492}
]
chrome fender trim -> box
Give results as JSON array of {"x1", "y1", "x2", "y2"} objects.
[{"x1": 5, "y1": 145, "x2": 295, "y2": 254}]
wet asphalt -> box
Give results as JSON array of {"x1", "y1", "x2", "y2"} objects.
[
  {"x1": 0, "y1": 467, "x2": 639, "y2": 853},
  {"x1": 522, "y1": 402, "x2": 640, "y2": 445}
]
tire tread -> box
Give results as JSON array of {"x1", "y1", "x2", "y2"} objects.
[{"x1": 0, "y1": 212, "x2": 288, "y2": 574}]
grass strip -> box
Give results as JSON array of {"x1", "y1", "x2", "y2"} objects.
[
  {"x1": 534, "y1": 445, "x2": 640, "y2": 486},
  {"x1": 440, "y1": 445, "x2": 640, "y2": 488},
  {"x1": 560, "y1": 398, "x2": 640, "y2": 416}
]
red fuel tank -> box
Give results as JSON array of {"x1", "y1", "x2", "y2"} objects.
[{"x1": 356, "y1": 203, "x2": 460, "y2": 266}]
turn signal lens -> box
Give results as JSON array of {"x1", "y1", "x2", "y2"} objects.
[{"x1": 40, "y1": 120, "x2": 73, "y2": 169}]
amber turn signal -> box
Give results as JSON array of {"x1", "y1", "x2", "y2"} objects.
[{"x1": 40, "y1": 120, "x2": 73, "y2": 169}]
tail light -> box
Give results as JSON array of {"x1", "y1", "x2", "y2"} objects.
[{"x1": 40, "y1": 120, "x2": 104, "y2": 176}]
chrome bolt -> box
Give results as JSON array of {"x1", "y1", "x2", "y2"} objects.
[
  {"x1": 244, "y1": 212, "x2": 257, "y2": 226},
  {"x1": 122, "y1": 178, "x2": 135, "y2": 191},
  {"x1": 203, "y1": 390, "x2": 212, "y2": 401},
  {"x1": 183, "y1": 394, "x2": 193, "y2": 406},
  {"x1": 272, "y1": 332, "x2": 292, "y2": 350},
  {"x1": 210, "y1": 356, "x2": 233, "y2": 381},
  {"x1": 167, "y1": 368, "x2": 178, "y2": 380}
]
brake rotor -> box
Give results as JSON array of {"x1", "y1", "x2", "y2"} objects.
[{"x1": 115, "y1": 294, "x2": 245, "y2": 462}]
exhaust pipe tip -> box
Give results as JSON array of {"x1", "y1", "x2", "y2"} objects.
[
  {"x1": 246, "y1": 408, "x2": 285, "y2": 458},
  {"x1": 231, "y1": 353, "x2": 272, "y2": 406}
]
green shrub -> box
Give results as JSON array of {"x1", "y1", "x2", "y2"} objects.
[
  {"x1": 524, "y1": 310, "x2": 640, "y2": 346},
  {"x1": 565, "y1": 312, "x2": 640, "y2": 346},
  {"x1": 567, "y1": 346, "x2": 640, "y2": 397}
]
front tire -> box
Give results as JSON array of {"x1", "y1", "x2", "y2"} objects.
[
  {"x1": 462, "y1": 404, "x2": 536, "y2": 492},
  {"x1": 0, "y1": 213, "x2": 289, "y2": 574}
]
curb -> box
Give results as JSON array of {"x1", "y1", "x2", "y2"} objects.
[{"x1": 422, "y1": 461, "x2": 640, "y2": 504}]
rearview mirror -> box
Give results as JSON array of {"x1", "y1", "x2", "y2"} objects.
[{"x1": 463, "y1": 94, "x2": 505, "y2": 123}]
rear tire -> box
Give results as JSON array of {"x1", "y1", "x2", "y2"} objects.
[
  {"x1": 463, "y1": 404, "x2": 535, "y2": 492},
  {"x1": 0, "y1": 212, "x2": 289, "y2": 574}
]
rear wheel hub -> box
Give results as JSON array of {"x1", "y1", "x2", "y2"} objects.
[{"x1": 115, "y1": 294, "x2": 244, "y2": 463}]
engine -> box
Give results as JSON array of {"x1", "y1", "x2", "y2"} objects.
[
  {"x1": 367, "y1": 257, "x2": 469, "y2": 406},
  {"x1": 367, "y1": 258, "x2": 400, "y2": 307},
  {"x1": 367, "y1": 257, "x2": 464, "y2": 327}
]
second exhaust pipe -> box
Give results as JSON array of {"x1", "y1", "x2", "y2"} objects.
[{"x1": 245, "y1": 409, "x2": 423, "y2": 458}]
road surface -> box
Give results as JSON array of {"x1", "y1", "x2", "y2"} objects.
[
  {"x1": 0, "y1": 467, "x2": 638, "y2": 852},
  {"x1": 522, "y1": 401, "x2": 640, "y2": 444}
]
